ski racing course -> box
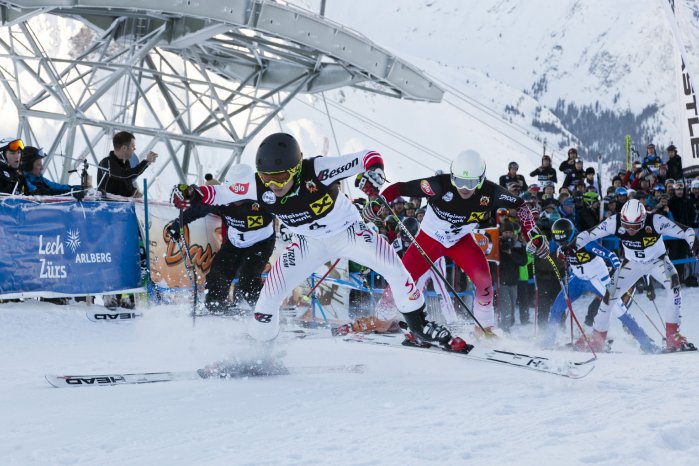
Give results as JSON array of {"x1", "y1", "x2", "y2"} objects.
[{"x1": 2, "y1": 286, "x2": 699, "y2": 466}]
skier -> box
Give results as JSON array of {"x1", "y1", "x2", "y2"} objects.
[
  {"x1": 369, "y1": 150, "x2": 550, "y2": 336},
  {"x1": 575, "y1": 199, "x2": 698, "y2": 351},
  {"x1": 545, "y1": 218, "x2": 658, "y2": 353},
  {"x1": 168, "y1": 164, "x2": 276, "y2": 314},
  {"x1": 176, "y1": 133, "x2": 469, "y2": 352}
]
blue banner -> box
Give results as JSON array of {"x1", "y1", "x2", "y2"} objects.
[{"x1": 0, "y1": 198, "x2": 142, "y2": 298}]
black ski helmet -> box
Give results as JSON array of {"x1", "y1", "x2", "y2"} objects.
[
  {"x1": 255, "y1": 133, "x2": 302, "y2": 173},
  {"x1": 20, "y1": 146, "x2": 46, "y2": 172},
  {"x1": 402, "y1": 217, "x2": 420, "y2": 237},
  {"x1": 551, "y1": 218, "x2": 576, "y2": 246}
]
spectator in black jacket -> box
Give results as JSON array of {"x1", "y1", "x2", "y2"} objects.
[
  {"x1": 558, "y1": 147, "x2": 578, "y2": 177},
  {"x1": 498, "y1": 222, "x2": 527, "y2": 332},
  {"x1": 668, "y1": 182, "x2": 695, "y2": 284},
  {"x1": 97, "y1": 131, "x2": 158, "y2": 197},
  {"x1": 0, "y1": 138, "x2": 27, "y2": 194},
  {"x1": 499, "y1": 161, "x2": 527, "y2": 190},
  {"x1": 666, "y1": 144, "x2": 683, "y2": 181},
  {"x1": 578, "y1": 192, "x2": 600, "y2": 230},
  {"x1": 529, "y1": 155, "x2": 558, "y2": 185},
  {"x1": 563, "y1": 159, "x2": 585, "y2": 190}
]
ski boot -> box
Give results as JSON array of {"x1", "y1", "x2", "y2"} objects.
[
  {"x1": 402, "y1": 309, "x2": 473, "y2": 353},
  {"x1": 573, "y1": 330, "x2": 607, "y2": 352},
  {"x1": 665, "y1": 323, "x2": 697, "y2": 352}
]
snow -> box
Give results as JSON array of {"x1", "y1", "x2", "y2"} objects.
[{"x1": 2, "y1": 287, "x2": 699, "y2": 465}]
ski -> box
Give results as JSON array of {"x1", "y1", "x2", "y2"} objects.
[
  {"x1": 45, "y1": 363, "x2": 365, "y2": 388},
  {"x1": 86, "y1": 311, "x2": 142, "y2": 322},
  {"x1": 342, "y1": 333, "x2": 594, "y2": 379}
]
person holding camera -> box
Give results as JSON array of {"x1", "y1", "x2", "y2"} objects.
[{"x1": 498, "y1": 222, "x2": 527, "y2": 332}]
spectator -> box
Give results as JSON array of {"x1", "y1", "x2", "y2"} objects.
[
  {"x1": 204, "y1": 173, "x2": 220, "y2": 185},
  {"x1": 97, "y1": 131, "x2": 158, "y2": 197},
  {"x1": 563, "y1": 159, "x2": 585, "y2": 190},
  {"x1": 666, "y1": 144, "x2": 683, "y2": 181},
  {"x1": 541, "y1": 198, "x2": 561, "y2": 223},
  {"x1": 498, "y1": 222, "x2": 527, "y2": 332},
  {"x1": 614, "y1": 187, "x2": 628, "y2": 213},
  {"x1": 654, "y1": 193, "x2": 673, "y2": 219},
  {"x1": 409, "y1": 197, "x2": 423, "y2": 209},
  {"x1": 507, "y1": 181, "x2": 523, "y2": 198},
  {"x1": 579, "y1": 192, "x2": 600, "y2": 230},
  {"x1": 656, "y1": 164, "x2": 668, "y2": 186},
  {"x1": 21, "y1": 147, "x2": 81, "y2": 196},
  {"x1": 391, "y1": 197, "x2": 406, "y2": 219},
  {"x1": 415, "y1": 207, "x2": 426, "y2": 223},
  {"x1": 603, "y1": 199, "x2": 617, "y2": 219},
  {"x1": 557, "y1": 197, "x2": 576, "y2": 223},
  {"x1": 559, "y1": 147, "x2": 578, "y2": 177},
  {"x1": 499, "y1": 161, "x2": 527, "y2": 190},
  {"x1": 531, "y1": 230, "x2": 563, "y2": 329},
  {"x1": 643, "y1": 143, "x2": 662, "y2": 169},
  {"x1": 529, "y1": 155, "x2": 558, "y2": 185},
  {"x1": 541, "y1": 180, "x2": 556, "y2": 200},
  {"x1": 583, "y1": 167, "x2": 599, "y2": 193},
  {"x1": 0, "y1": 138, "x2": 27, "y2": 194},
  {"x1": 668, "y1": 182, "x2": 695, "y2": 284},
  {"x1": 611, "y1": 175, "x2": 623, "y2": 189},
  {"x1": 687, "y1": 179, "x2": 699, "y2": 287},
  {"x1": 404, "y1": 202, "x2": 417, "y2": 218}
]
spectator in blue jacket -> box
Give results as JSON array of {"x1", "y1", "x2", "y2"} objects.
[{"x1": 21, "y1": 147, "x2": 81, "y2": 196}]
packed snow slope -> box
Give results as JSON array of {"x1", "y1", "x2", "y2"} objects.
[{"x1": 2, "y1": 287, "x2": 699, "y2": 465}]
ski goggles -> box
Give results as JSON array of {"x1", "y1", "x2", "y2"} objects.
[
  {"x1": 621, "y1": 221, "x2": 642, "y2": 233},
  {"x1": 5, "y1": 139, "x2": 24, "y2": 152},
  {"x1": 451, "y1": 173, "x2": 484, "y2": 191},
  {"x1": 258, "y1": 163, "x2": 301, "y2": 188}
]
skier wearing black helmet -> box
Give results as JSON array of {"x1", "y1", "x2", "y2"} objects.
[{"x1": 174, "y1": 133, "x2": 471, "y2": 352}]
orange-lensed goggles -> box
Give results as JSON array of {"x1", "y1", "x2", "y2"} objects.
[{"x1": 6, "y1": 139, "x2": 24, "y2": 151}]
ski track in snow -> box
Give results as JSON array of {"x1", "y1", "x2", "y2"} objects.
[{"x1": 1, "y1": 288, "x2": 699, "y2": 466}]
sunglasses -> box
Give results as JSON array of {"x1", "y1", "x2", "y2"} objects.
[
  {"x1": 257, "y1": 162, "x2": 301, "y2": 188},
  {"x1": 6, "y1": 139, "x2": 24, "y2": 152}
]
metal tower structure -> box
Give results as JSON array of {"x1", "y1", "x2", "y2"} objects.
[{"x1": 0, "y1": 0, "x2": 443, "y2": 188}]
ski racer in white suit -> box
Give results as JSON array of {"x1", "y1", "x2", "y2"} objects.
[
  {"x1": 575, "y1": 198, "x2": 698, "y2": 352},
  {"x1": 177, "y1": 133, "x2": 470, "y2": 352}
]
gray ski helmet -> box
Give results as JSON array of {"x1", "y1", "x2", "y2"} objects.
[
  {"x1": 402, "y1": 217, "x2": 420, "y2": 237},
  {"x1": 255, "y1": 133, "x2": 302, "y2": 173}
]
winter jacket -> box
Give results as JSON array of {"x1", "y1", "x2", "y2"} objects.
[
  {"x1": 97, "y1": 151, "x2": 149, "y2": 197},
  {"x1": 529, "y1": 166, "x2": 558, "y2": 185},
  {"x1": 0, "y1": 161, "x2": 26, "y2": 194},
  {"x1": 666, "y1": 155, "x2": 683, "y2": 181},
  {"x1": 24, "y1": 172, "x2": 76, "y2": 196},
  {"x1": 499, "y1": 241, "x2": 527, "y2": 286}
]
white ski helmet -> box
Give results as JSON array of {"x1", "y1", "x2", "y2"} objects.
[
  {"x1": 620, "y1": 198, "x2": 646, "y2": 227},
  {"x1": 450, "y1": 150, "x2": 486, "y2": 190}
]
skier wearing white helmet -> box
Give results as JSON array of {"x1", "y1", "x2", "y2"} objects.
[
  {"x1": 575, "y1": 198, "x2": 699, "y2": 352},
  {"x1": 369, "y1": 149, "x2": 549, "y2": 338}
]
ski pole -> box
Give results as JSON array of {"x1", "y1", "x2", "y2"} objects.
[
  {"x1": 304, "y1": 258, "x2": 341, "y2": 302},
  {"x1": 546, "y1": 254, "x2": 597, "y2": 358},
  {"x1": 177, "y1": 209, "x2": 198, "y2": 326},
  {"x1": 627, "y1": 293, "x2": 665, "y2": 340},
  {"x1": 377, "y1": 196, "x2": 488, "y2": 333}
]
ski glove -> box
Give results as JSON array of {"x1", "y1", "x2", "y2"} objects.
[
  {"x1": 526, "y1": 234, "x2": 550, "y2": 259},
  {"x1": 171, "y1": 183, "x2": 203, "y2": 208},
  {"x1": 361, "y1": 196, "x2": 384, "y2": 224},
  {"x1": 358, "y1": 168, "x2": 386, "y2": 196},
  {"x1": 165, "y1": 220, "x2": 181, "y2": 242}
]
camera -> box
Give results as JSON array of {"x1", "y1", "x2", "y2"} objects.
[{"x1": 501, "y1": 236, "x2": 514, "y2": 251}]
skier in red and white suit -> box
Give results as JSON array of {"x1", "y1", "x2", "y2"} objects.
[
  {"x1": 372, "y1": 150, "x2": 550, "y2": 334},
  {"x1": 178, "y1": 133, "x2": 469, "y2": 351}
]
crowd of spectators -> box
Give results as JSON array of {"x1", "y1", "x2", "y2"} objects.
[{"x1": 355, "y1": 144, "x2": 699, "y2": 331}]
